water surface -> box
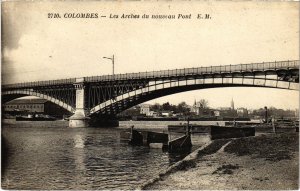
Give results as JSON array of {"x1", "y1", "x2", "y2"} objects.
[{"x1": 2, "y1": 123, "x2": 210, "y2": 190}]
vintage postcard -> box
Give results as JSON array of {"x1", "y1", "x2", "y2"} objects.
[{"x1": 1, "y1": 1, "x2": 299, "y2": 190}]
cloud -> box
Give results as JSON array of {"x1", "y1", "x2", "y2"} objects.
[
  {"x1": 2, "y1": 2, "x2": 32, "y2": 50},
  {"x1": 2, "y1": 2, "x2": 36, "y2": 83},
  {"x1": 1, "y1": 57, "x2": 15, "y2": 84}
]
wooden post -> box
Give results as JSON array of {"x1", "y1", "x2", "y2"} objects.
[
  {"x1": 264, "y1": 106, "x2": 268, "y2": 123},
  {"x1": 186, "y1": 117, "x2": 191, "y2": 136},
  {"x1": 130, "y1": 125, "x2": 134, "y2": 139},
  {"x1": 272, "y1": 117, "x2": 276, "y2": 134}
]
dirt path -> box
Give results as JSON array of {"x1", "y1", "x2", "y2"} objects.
[{"x1": 145, "y1": 133, "x2": 299, "y2": 190}]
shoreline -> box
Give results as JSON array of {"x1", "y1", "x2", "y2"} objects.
[
  {"x1": 138, "y1": 140, "x2": 213, "y2": 190},
  {"x1": 141, "y1": 132, "x2": 299, "y2": 190}
]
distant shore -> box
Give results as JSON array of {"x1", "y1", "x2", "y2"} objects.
[
  {"x1": 141, "y1": 132, "x2": 299, "y2": 190},
  {"x1": 119, "y1": 116, "x2": 251, "y2": 121}
]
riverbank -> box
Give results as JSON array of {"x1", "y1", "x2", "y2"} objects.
[
  {"x1": 142, "y1": 132, "x2": 299, "y2": 190},
  {"x1": 2, "y1": 119, "x2": 68, "y2": 128}
]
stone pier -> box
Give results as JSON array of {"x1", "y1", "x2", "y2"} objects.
[{"x1": 69, "y1": 78, "x2": 90, "y2": 128}]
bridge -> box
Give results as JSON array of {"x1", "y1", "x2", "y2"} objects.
[{"x1": 2, "y1": 60, "x2": 299, "y2": 127}]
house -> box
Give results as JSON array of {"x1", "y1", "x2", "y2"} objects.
[
  {"x1": 148, "y1": 111, "x2": 159, "y2": 117},
  {"x1": 214, "y1": 110, "x2": 220, "y2": 117},
  {"x1": 140, "y1": 104, "x2": 151, "y2": 116}
]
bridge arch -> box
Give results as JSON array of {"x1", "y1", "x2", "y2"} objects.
[
  {"x1": 90, "y1": 76, "x2": 298, "y2": 115},
  {"x1": 2, "y1": 90, "x2": 75, "y2": 113}
]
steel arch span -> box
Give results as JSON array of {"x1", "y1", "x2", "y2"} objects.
[{"x1": 90, "y1": 76, "x2": 298, "y2": 116}]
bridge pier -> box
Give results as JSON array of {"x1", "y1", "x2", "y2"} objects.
[
  {"x1": 69, "y1": 78, "x2": 90, "y2": 128},
  {"x1": 69, "y1": 110, "x2": 90, "y2": 128},
  {"x1": 68, "y1": 78, "x2": 119, "y2": 127}
]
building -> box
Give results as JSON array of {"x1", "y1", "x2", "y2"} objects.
[
  {"x1": 237, "y1": 107, "x2": 249, "y2": 117},
  {"x1": 4, "y1": 98, "x2": 71, "y2": 117},
  {"x1": 218, "y1": 107, "x2": 231, "y2": 111},
  {"x1": 5, "y1": 99, "x2": 46, "y2": 113},
  {"x1": 140, "y1": 104, "x2": 150, "y2": 115},
  {"x1": 191, "y1": 100, "x2": 214, "y2": 117},
  {"x1": 140, "y1": 104, "x2": 161, "y2": 116},
  {"x1": 148, "y1": 111, "x2": 159, "y2": 117},
  {"x1": 191, "y1": 100, "x2": 207, "y2": 115},
  {"x1": 213, "y1": 110, "x2": 220, "y2": 117},
  {"x1": 191, "y1": 100, "x2": 200, "y2": 115},
  {"x1": 215, "y1": 99, "x2": 238, "y2": 118},
  {"x1": 161, "y1": 111, "x2": 173, "y2": 117}
]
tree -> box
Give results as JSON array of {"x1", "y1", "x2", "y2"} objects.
[
  {"x1": 162, "y1": 102, "x2": 172, "y2": 111},
  {"x1": 151, "y1": 103, "x2": 161, "y2": 111},
  {"x1": 177, "y1": 101, "x2": 190, "y2": 113},
  {"x1": 199, "y1": 99, "x2": 209, "y2": 109}
]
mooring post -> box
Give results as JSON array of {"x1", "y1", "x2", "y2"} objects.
[
  {"x1": 69, "y1": 78, "x2": 90, "y2": 128},
  {"x1": 130, "y1": 125, "x2": 134, "y2": 139},
  {"x1": 233, "y1": 119, "x2": 237, "y2": 127},
  {"x1": 186, "y1": 117, "x2": 191, "y2": 136},
  {"x1": 272, "y1": 116, "x2": 276, "y2": 134}
]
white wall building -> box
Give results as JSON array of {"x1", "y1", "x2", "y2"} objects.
[{"x1": 140, "y1": 104, "x2": 150, "y2": 115}]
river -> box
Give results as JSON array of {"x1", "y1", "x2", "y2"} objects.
[{"x1": 1, "y1": 121, "x2": 211, "y2": 190}]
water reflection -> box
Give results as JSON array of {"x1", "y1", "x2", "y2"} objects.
[
  {"x1": 74, "y1": 134, "x2": 85, "y2": 149},
  {"x1": 72, "y1": 134, "x2": 87, "y2": 188}
]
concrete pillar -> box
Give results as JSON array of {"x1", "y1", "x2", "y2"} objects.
[{"x1": 69, "y1": 78, "x2": 90, "y2": 128}]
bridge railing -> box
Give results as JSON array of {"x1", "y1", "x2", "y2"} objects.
[
  {"x1": 76, "y1": 60, "x2": 298, "y2": 83},
  {"x1": 2, "y1": 78, "x2": 76, "y2": 89},
  {"x1": 3, "y1": 60, "x2": 299, "y2": 89},
  {"x1": 92, "y1": 60, "x2": 298, "y2": 81}
]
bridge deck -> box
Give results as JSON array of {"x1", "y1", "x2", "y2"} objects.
[{"x1": 3, "y1": 60, "x2": 299, "y2": 89}]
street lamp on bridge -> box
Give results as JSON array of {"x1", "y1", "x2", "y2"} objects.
[{"x1": 103, "y1": 55, "x2": 115, "y2": 76}]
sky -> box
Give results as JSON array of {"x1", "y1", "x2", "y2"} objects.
[{"x1": 2, "y1": 1, "x2": 299, "y2": 110}]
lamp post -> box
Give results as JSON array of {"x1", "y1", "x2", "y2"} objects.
[
  {"x1": 103, "y1": 55, "x2": 116, "y2": 99},
  {"x1": 103, "y1": 55, "x2": 115, "y2": 76}
]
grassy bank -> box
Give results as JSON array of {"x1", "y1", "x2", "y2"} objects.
[
  {"x1": 143, "y1": 132, "x2": 299, "y2": 190},
  {"x1": 224, "y1": 133, "x2": 298, "y2": 162}
]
